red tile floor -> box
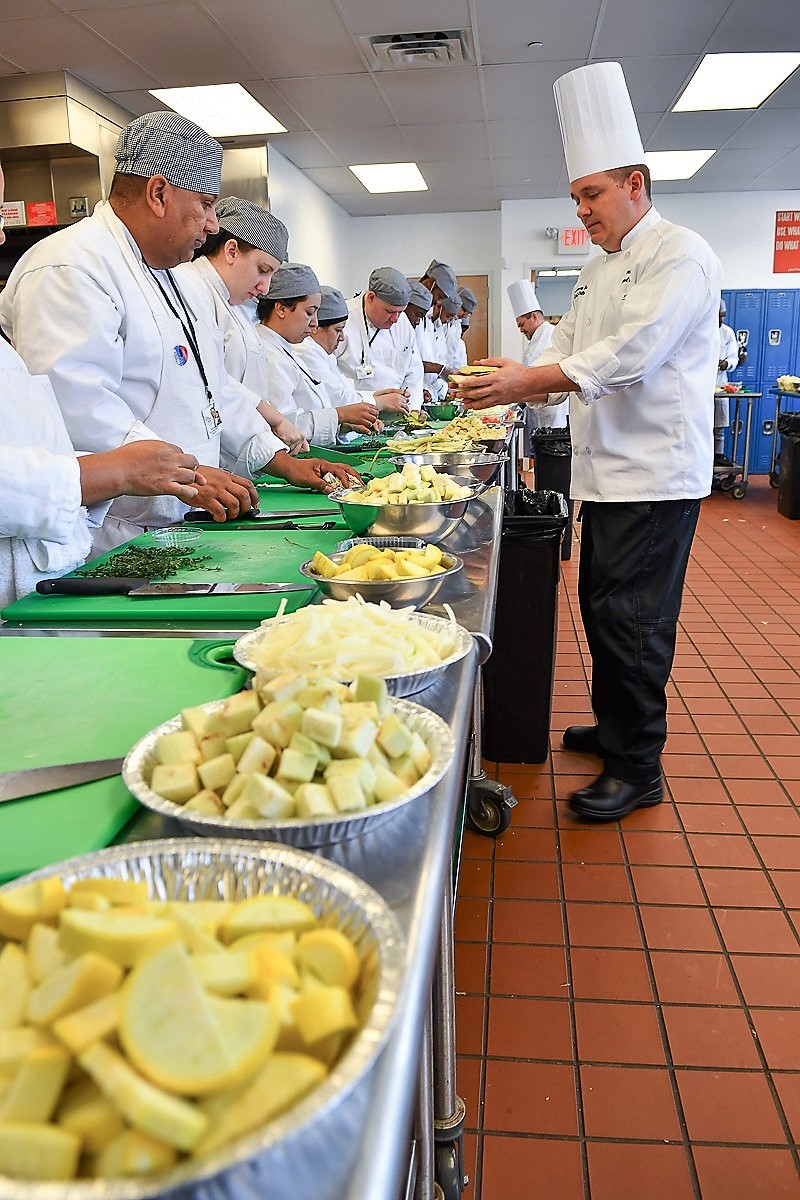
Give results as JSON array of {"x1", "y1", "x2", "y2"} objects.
[{"x1": 455, "y1": 477, "x2": 800, "y2": 1199}]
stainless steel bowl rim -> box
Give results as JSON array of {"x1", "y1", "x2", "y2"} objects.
[
  {"x1": 0, "y1": 837, "x2": 405, "y2": 1200},
  {"x1": 298, "y1": 547, "x2": 462, "y2": 587},
  {"x1": 122, "y1": 696, "x2": 455, "y2": 845}
]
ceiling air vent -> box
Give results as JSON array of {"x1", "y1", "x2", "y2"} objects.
[{"x1": 361, "y1": 29, "x2": 475, "y2": 70}]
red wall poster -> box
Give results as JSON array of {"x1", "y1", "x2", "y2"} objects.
[{"x1": 774, "y1": 210, "x2": 800, "y2": 274}]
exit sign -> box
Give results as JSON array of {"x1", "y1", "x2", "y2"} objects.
[{"x1": 558, "y1": 227, "x2": 590, "y2": 255}]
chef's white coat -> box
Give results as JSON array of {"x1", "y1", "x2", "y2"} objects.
[
  {"x1": 533, "y1": 206, "x2": 722, "y2": 502},
  {"x1": 414, "y1": 315, "x2": 445, "y2": 400},
  {"x1": 522, "y1": 321, "x2": 569, "y2": 429},
  {"x1": 256, "y1": 325, "x2": 339, "y2": 446},
  {"x1": 0, "y1": 338, "x2": 107, "y2": 608},
  {"x1": 716, "y1": 322, "x2": 738, "y2": 387},
  {"x1": 0, "y1": 202, "x2": 285, "y2": 538},
  {"x1": 446, "y1": 319, "x2": 468, "y2": 373},
  {"x1": 336, "y1": 297, "x2": 424, "y2": 410},
  {"x1": 294, "y1": 337, "x2": 363, "y2": 407},
  {"x1": 175, "y1": 256, "x2": 268, "y2": 396}
]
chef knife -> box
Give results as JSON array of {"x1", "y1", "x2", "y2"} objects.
[
  {"x1": 184, "y1": 507, "x2": 333, "y2": 521},
  {"x1": 0, "y1": 757, "x2": 126, "y2": 802},
  {"x1": 36, "y1": 578, "x2": 315, "y2": 597}
]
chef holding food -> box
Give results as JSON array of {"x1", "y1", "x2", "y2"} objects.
[{"x1": 451, "y1": 61, "x2": 722, "y2": 822}]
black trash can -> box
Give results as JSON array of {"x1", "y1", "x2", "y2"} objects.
[
  {"x1": 532, "y1": 429, "x2": 574, "y2": 560},
  {"x1": 777, "y1": 412, "x2": 800, "y2": 519},
  {"x1": 482, "y1": 489, "x2": 568, "y2": 764}
]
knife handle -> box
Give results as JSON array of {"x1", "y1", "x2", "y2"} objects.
[{"x1": 36, "y1": 577, "x2": 148, "y2": 596}]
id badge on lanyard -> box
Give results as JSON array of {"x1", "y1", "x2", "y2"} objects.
[{"x1": 202, "y1": 400, "x2": 222, "y2": 439}]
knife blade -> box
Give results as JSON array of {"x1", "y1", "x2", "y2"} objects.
[
  {"x1": 0, "y1": 757, "x2": 126, "y2": 802},
  {"x1": 36, "y1": 577, "x2": 316, "y2": 597},
  {"x1": 129, "y1": 581, "x2": 314, "y2": 597},
  {"x1": 184, "y1": 508, "x2": 333, "y2": 521}
]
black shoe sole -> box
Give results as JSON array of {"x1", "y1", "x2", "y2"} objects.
[{"x1": 568, "y1": 787, "x2": 663, "y2": 822}]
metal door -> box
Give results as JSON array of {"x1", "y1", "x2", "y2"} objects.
[{"x1": 761, "y1": 290, "x2": 799, "y2": 386}]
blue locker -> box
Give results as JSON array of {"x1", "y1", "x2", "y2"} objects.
[
  {"x1": 761, "y1": 290, "x2": 799, "y2": 386},
  {"x1": 728, "y1": 290, "x2": 764, "y2": 388},
  {"x1": 749, "y1": 391, "x2": 774, "y2": 474}
]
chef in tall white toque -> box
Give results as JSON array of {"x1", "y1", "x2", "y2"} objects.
[
  {"x1": 453, "y1": 61, "x2": 722, "y2": 822},
  {"x1": 507, "y1": 279, "x2": 566, "y2": 433}
]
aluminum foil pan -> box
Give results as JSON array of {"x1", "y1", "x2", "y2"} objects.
[
  {"x1": 0, "y1": 838, "x2": 404, "y2": 1200},
  {"x1": 233, "y1": 610, "x2": 474, "y2": 698},
  {"x1": 123, "y1": 698, "x2": 455, "y2": 848}
]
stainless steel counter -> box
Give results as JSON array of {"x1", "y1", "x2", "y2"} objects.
[{"x1": 1, "y1": 486, "x2": 505, "y2": 1200}]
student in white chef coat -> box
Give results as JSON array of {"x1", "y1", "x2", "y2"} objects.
[
  {"x1": 294, "y1": 284, "x2": 398, "y2": 423},
  {"x1": 0, "y1": 112, "x2": 351, "y2": 552},
  {"x1": 336, "y1": 268, "x2": 424, "y2": 412},
  {"x1": 175, "y1": 196, "x2": 307, "y2": 456},
  {"x1": 714, "y1": 299, "x2": 740, "y2": 466},
  {"x1": 453, "y1": 62, "x2": 722, "y2": 822},
  {"x1": 415, "y1": 260, "x2": 459, "y2": 399},
  {"x1": 257, "y1": 264, "x2": 380, "y2": 445},
  {"x1": 507, "y1": 279, "x2": 567, "y2": 439},
  {"x1": 0, "y1": 162, "x2": 204, "y2": 606}
]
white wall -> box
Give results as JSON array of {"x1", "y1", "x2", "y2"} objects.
[
  {"x1": 500, "y1": 189, "x2": 800, "y2": 357},
  {"x1": 266, "y1": 145, "x2": 352, "y2": 293}
]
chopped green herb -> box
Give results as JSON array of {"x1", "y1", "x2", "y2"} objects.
[{"x1": 77, "y1": 546, "x2": 221, "y2": 579}]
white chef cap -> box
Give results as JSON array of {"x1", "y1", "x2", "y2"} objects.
[
  {"x1": 507, "y1": 280, "x2": 541, "y2": 318},
  {"x1": 408, "y1": 280, "x2": 433, "y2": 312},
  {"x1": 268, "y1": 262, "x2": 321, "y2": 300},
  {"x1": 553, "y1": 62, "x2": 645, "y2": 183},
  {"x1": 425, "y1": 259, "x2": 458, "y2": 295},
  {"x1": 458, "y1": 286, "x2": 477, "y2": 313},
  {"x1": 317, "y1": 286, "x2": 349, "y2": 323},
  {"x1": 214, "y1": 197, "x2": 288, "y2": 262},
  {"x1": 719, "y1": 298, "x2": 727, "y2": 316},
  {"x1": 368, "y1": 266, "x2": 411, "y2": 306},
  {"x1": 115, "y1": 112, "x2": 223, "y2": 195}
]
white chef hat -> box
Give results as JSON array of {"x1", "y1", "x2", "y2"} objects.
[
  {"x1": 719, "y1": 298, "x2": 727, "y2": 316},
  {"x1": 115, "y1": 112, "x2": 223, "y2": 195},
  {"x1": 268, "y1": 262, "x2": 321, "y2": 300},
  {"x1": 507, "y1": 280, "x2": 541, "y2": 318},
  {"x1": 553, "y1": 62, "x2": 644, "y2": 184},
  {"x1": 215, "y1": 197, "x2": 289, "y2": 262}
]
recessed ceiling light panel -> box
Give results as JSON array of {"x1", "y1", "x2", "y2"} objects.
[
  {"x1": 673, "y1": 53, "x2": 800, "y2": 112},
  {"x1": 645, "y1": 149, "x2": 716, "y2": 179},
  {"x1": 149, "y1": 84, "x2": 287, "y2": 137},
  {"x1": 349, "y1": 162, "x2": 428, "y2": 193}
]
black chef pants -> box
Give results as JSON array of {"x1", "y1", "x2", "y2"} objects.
[{"x1": 578, "y1": 498, "x2": 701, "y2": 782}]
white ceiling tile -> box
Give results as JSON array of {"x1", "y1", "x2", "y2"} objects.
[
  {"x1": 709, "y1": 0, "x2": 800, "y2": 53},
  {"x1": 337, "y1": 190, "x2": 457, "y2": 217},
  {"x1": 746, "y1": 146, "x2": 800, "y2": 189},
  {"x1": 613, "y1": 55, "x2": 701, "y2": 113},
  {"x1": 593, "y1": 0, "x2": 730, "y2": 58},
  {"x1": 0, "y1": 58, "x2": 23, "y2": 76},
  {"x1": 474, "y1": 0, "x2": 602, "y2": 64},
  {"x1": 79, "y1": 2, "x2": 257, "y2": 87},
  {"x1": 378, "y1": 67, "x2": 484, "y2": 124},
  {"x1": 429, "y1": 188, "x2": 498, "y2": 213},
  {"x1": 646, "y1": 110, "x2": 751, "y2": 152},
  {"x1": 313, "y1": 126, "x2": 410, "y2": 163},
  {"x1": 491, "y1": 155, "x2": 564, "y2": 187},
  {"x1": 403, "y1": 122, "x2": 489, "y2": 162},
  {"x1": 688, "y1": 146, "x2": 789, "y2": 184},
  {"x1": 0, "y1": 0, "x2": 60, "y2": 14},
  {"x1": 235, "y1": 79, "x2": 308, "y2": 134},
  {"x1": 106, "y1": 89, "x2": 162, "y2": 117},
  {"x1": 265, "y1": 132, "x2": 340, "y2": 170},
  {"x1": 303, "y1": 166, "x2": 361, "y2": 194},
  {"x1": 418, "y1": 159, "x2": 493, "y2": 189},
  {"x1": 0, "y1": 14, "x2": 156, "y2": 89},
  {"x1": 275, "y1": 74, "x2": 394, "y2": 129},
  {"x1": 497, "y1": 182, "x2": 563, "y2": 200},
  {"x1": 724, "y1": 109, "x2": 800, "y2": 152},
  {"x1": 486, "y1": 118, "x2": 565, "y2": 158},
  {"x1": 199, "y1": 0, "x2": 364, "y2": 79},
  {"x1": 483, "y1": 60, "x2": 585, "y2": 114},
  {"x1": 334, "y1": 0, "x2": 471, "y2": 37},
  {"x1": 758, "y1": 69, "x2": 800, "y2": 110}
]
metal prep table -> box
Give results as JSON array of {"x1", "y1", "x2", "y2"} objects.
[
  {"x1": 712, "y1": 390, "x2": 759, "y2": 499},
  {"x1": 0, "y1": 486, "x2": 505, "y2": 1200}
]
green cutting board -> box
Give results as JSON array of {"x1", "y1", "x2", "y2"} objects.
[
  {"x1": 0, "y1": 637, "x2": 248, "y2": 882},
  {"x1": 1, "y1": 525, "x2": 347, "y2": 624},
  {"x1": 181, "y1": 482, "x2": 349, "y2": 527}
]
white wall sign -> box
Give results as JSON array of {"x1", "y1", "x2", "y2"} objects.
[{"x1": 1, "y1": 200, "x2": 26, "y2": 227}]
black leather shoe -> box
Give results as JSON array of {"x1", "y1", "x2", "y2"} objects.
[
  {"x1": 562, "y1": 725, "x2": 600, "y2": 754},
  {"x1": 568, "y1": 772, "x2": 663, "y2": 821}
]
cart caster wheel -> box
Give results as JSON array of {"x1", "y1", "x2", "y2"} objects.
[
  {"x1": 435, "y1": 1140, "x2": 466, "y2": 1200},
  {"x1": 731, "y1": 483, "x2": 748, "y2": 499},
  {"x1": 719, "y1": 473, "x2": 736, "y2": 491},
  {"x1": 467, "y1": 778, "x2": 517, "y2": 837},
  {"x1": 770, "y1": 471, "x2": 780, "y2": 489}
]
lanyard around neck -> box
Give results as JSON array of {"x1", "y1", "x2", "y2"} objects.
[
  {"x1": 361, "y1": 296, "x2": 380, "y2": 362},
  {"x1": 146, "y1": 266, "x2": 213, "y2": 401},
  {"x1": 279, "y1": 342, "x2": 321, "y2": 388}
]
